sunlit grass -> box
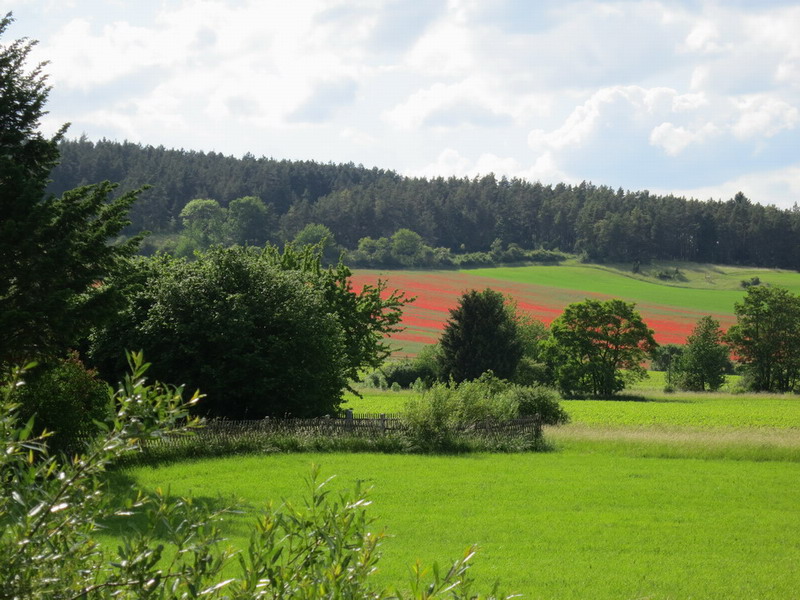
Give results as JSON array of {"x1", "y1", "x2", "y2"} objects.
[{"x1": 122, "y1": 451, "x2": 800, "y2": 599}]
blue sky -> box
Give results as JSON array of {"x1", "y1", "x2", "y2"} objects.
[{"x1": 5, "y1": 0, "x2": 800, "y2": 208}]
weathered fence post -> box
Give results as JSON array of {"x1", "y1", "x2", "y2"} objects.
[
  {"x1": 380, "y1": 413, "x2": 386, "y2": 434},
  {"x1": 345, "y1": 408, "x2": 354, "y2": 432}
]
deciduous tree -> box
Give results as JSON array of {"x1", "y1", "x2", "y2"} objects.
[
  {"x1": 90, "y1": 244, "x2": 409, "y2": 418},
  {"x1": 543, "y1": 299, "x2": 657, "y2": 396},
  {"x1": 726, "y1": 286, "x2": 800, "y2": 392}
]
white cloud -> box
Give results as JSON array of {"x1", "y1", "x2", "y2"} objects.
[
  {"x1": 528, "y1": 86, "x2": 709, "y2": 154},
  {"x1": 732, "y1": 95, "x2": 799, "y2": 140},
  {"x1": 653, "y1": 163, "x2": 800, "y2": 210},
  {"x1": 649, "y1": 122, "x2": 718, "y2": 156},
  {"x1": 406, "y1": 147, "x2": 572, "y2": 186},
  {"x1": 682, "y1": 20, "x2": 728, "y2": 54},
  {"x1": 8, "y1": 0, "x2": 800, "y2": 211}
]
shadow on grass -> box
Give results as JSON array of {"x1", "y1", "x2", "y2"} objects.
[{"x1": 100, "y1": 469, "x2": 254, "y2": 541}]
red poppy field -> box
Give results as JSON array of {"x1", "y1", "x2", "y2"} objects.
[{"x1": 352, "y1": 267, "x2": 739, "y2": 357}]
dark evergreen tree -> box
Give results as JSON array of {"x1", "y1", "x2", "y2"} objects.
[
  {"x1": 438, "y1": 289, "x2": 523, "y2": 383},
  {"x1": 0, "y1": 14, "x2": 141, "y2": 367}
]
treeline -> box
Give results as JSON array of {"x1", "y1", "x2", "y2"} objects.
[{"x1": 49, "y1": 138, "x2": 800, "y2": 269}]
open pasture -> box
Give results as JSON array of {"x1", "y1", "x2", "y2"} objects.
[
  {"x1": 124, "y1": 448, "x2": 800, "y2": 599},
  {"x1": 352, "y1": 262, "x2": 800, "y2": 354}
]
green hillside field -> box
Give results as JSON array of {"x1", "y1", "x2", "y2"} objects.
[{"x1": 353, "y1": 260, "x2": 800, "y2": 355}]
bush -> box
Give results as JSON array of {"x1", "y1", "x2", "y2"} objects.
[
  {"x1": 90, "y1": 245, "x2": 409, "y2": 419},
  {"x1": 12, "y1": 352, "x2": 111, "y2": 455},
  {"x1": 383, "y1": 355, "x2": 440, "y2": 389},
  {"x1": 403, "y1": 373, "x2": 564, "y2": 452},
  {"x1": 502, "y1": 383, "x2": 569, "y2": 425}
]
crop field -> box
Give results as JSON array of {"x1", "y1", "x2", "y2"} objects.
[{"x1": 351, "y1": 262, "x2": 800, "y2": 355}]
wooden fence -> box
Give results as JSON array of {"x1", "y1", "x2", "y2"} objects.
[{"x1": 138, "y1": 410, "x2": 542, "y2": 454}]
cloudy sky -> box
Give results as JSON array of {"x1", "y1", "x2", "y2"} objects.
[{"x1": 5, "y1": 0, "x2": 800, "y2": 208}]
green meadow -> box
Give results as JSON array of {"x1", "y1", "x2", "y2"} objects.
[
  {"x1": 465, "y1": 261, "x2": 800, "y2": 314},
  {"x1": 119, "y1": 379, "x2": 800, "y2": 599}
]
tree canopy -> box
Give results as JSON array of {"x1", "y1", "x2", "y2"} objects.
[
  {"x1": 438, "y1": 288, "x2": 523, "y2": 383},
  {"x1": 672, "y1": 316, "x2": 730, "y2": 391},
  {"x1": 726, "y1": 286, "x2": 800, "y2": 393},
  {"x1": 543, "y1": 299, "x2": 657, "y2": 396},
  {"x1": 89, "y1": 244, "x2": 409, "y2": 418},
  {"x1": 48, "y1": 138, "x2": 800, "y2": 270}
]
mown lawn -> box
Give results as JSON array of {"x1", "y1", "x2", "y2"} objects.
[{"x1": 123, "y1": 449, "x2": 800, "y2": 599}]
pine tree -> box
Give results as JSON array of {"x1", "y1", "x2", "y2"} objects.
[{"x1": 0, "y1": 13, "x2": 141, "y2": 366}]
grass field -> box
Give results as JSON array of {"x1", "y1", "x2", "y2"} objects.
[
  {"x1": 352, "y1": 261, "x2": 800, "y2": 355},
  {"x1": 114, "y1": 261, "x2": 800, "y2": 598},
  {"x1": 119, "y1": 383, "x2": 800, "y2": 599},
  {"x1": 122, "y1": 449, "x2": 800, "y2": 599}
]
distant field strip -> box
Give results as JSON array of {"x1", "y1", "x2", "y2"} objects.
[
  {"x1": 351, "y1": 266, "x2": 747, "y2": 351},
  {"x1": 561, "y1": 395, "x2": 800, "y2": 428}
]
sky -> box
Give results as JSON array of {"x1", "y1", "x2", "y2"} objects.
[{"x1": 4, "y1": 0, "x2": 800, "y2": 208}]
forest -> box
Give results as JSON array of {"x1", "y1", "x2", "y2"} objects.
[{"x1": 49, "y1": 137, "x2": 800, "y2": 269}]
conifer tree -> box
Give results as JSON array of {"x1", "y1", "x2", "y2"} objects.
[{"x1": 0, "y1": 13, "x2": 141, "y2": 366}]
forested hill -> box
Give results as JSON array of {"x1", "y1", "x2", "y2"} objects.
[{"x1": 49, "y1": 138, "x2": 800, "y2": 269}]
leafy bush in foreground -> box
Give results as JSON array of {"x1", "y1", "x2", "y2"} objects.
[
  {"x1": 10, "y1": 351, "x2": 111, "y2": 455},
  {"x1": 0, "y1": 354, "x2": 511, "y2": 598}
]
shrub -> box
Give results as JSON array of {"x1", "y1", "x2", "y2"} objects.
[
  {"x1": 11, "y1": 352, "x2": 111, "y2": 455},
  {"x1": 502, "y1": 383, "x2": 569, "y2": 425},
  {"x1": 90, "y1": 245, "x2": 409, "y2": 418},
  {"x1": 383, "y1": 355, "x2": 439, "y2": 389},
  {"x1": 403, "y1": 373, "x2": 564, "y2": 451}
]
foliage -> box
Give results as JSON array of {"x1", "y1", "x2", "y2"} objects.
[
  {"x1": 0, "y1": 16, "x2": 142, "y2": 367},
  {"x1": 543, "y1": 299, "x2": 657, "y2": 396},
  {"x1": 292, "y1": 222, "x2": 340, "y2": 263},
  {"x1": 726, "y1": 286, "x2": 800, "y2": 392},
  {"x1": 0, "y1": 355, "x2": 510, "y2": 599},
  {"x1": 439, "y1": 289, "x2": 523, "y2": 383},
  {"x1": 510, "y1": 310, "x2": 550, "y2": 385},
  {"x1": 382, "y1": 346, "x2": 442, "y2": 389},
  {"x1": 403, "y1": 373, "x2": 564, "y2": 451},
  {"x1": 90, "y1": 248, "x2": 348, "y2": 418},
  {"x1": 50, "y1": 139, "x2": 800, "y2": 270},
  {"x1": 650, "y1": 344, "x2": 684, "y2": 372},
  {"x1": 10, "y1": 351, "x2": 111, "y2": 455},
  {"x1": 671, "y1": 316, "x2": 730, "y2": 391},
  {"x1": 226, "y1": 195, "x2": 274, "y2": 246},
  {"x1": 90, "y1": 244, "x2": 409, "y2": 418}
]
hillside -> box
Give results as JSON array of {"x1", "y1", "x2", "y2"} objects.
[
  {"x1": 49, "y1": 138, "x2": 800, "y2": 269},
  {"x1": 352, "y1": 261, "x2": 800, "y2": 355}
]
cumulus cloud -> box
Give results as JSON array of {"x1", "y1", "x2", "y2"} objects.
[
  {"x1": 732, "y1": 95, "x2": 799, "y2": 140},
  {"x1": 649, "y1": 122, "x2": 719, "y2": 156}
]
